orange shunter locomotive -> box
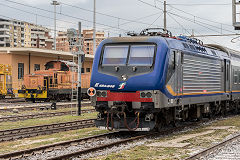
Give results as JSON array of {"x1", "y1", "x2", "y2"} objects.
[{"x1": 18, "y1": 60, "x2": 90, "y2": 102}]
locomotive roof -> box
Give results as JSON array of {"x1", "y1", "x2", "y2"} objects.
[{"x1": 103, "y1": 36, "x2": 240, "y2": 60}]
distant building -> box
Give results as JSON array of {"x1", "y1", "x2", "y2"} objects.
[
  {"x1": 0, "y1": 18, "x2": 53, "y2": 49},
  {"x1": 56, "y1": 31, "x2": 70, "y2": 52},
  {"x1": 82, "y1": 29, "x2": 105, "y2": 55},
  {"x1": 56, "y1": 29, "x2": 105, "y2": 55}
]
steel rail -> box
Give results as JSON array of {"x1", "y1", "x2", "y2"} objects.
[
  {"x1": 0, "y1": 132, "x2": 120, "y2": 159},
  {"x1": 0, "y1": 119, "x2": 96, "y2": 142},
  {"x1": 0, "y1": 109, "x2": 95, "y2": 122},
  {"x1": 0, "y1": 98, "x2": 26, "y2": 103},
  {"x1": 0, "y1": 102, "x2": 91, "y2": 112},
  {"x1": 48, "y1": 133, "x2": 153, "y2": 160},
  {"x1": 185, "y1": 133, "x2": 240, "y2": 160}
]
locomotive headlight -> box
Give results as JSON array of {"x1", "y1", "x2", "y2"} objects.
[
  {"x1": 140, "y1": 92, "x2": 146, "y2": 98},
  {"x1": 101, "y1": 91, "x2": 107, "y2": 97},
  {"x1": 121, "y1": 74, "x2": 128, "y2": 81},
  {"x1": 96, "y1": 91, "x2": 101, "y2": 97},
  {"x1": 146, "y1": 92, "x2": 152, "y2": 98}
]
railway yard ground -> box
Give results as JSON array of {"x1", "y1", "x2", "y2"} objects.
[
  {"x1": 93, "y1": 115, "x2": 240, "y2": 160},
  {"x1": 1, "y1": 101, "x2": 240, "y2": 159}
]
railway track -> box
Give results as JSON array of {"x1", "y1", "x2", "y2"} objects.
[
  {"x1": 0, "y1": 101, "x2": 91, "y2": 112},
  {"x1": 0, "y1": 131, "x2": 149, "y2": 160},
  {"x1": 0, "y1": 120, "x2": 209, "y2": 160},
  {"x1": 0, "y1": 98, "x2": 26, "y2": 103},
  {"x1": 0, "y1": 119, "x2": 96, "y2": 142},
  {"x1": 0, "y1": 109, "x2": 96, "y2": 122},
  {"x1": 185, "y1": 133, "x2": 240, "y2": 160}
]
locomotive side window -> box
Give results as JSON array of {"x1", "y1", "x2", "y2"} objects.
[
  {"x1": 102, "y1": 45, "x2": 129, "y2": 66},
  {"x1": 128, "y1": 45, "x2": 155, "y2": 66},
  {"x1": 61, "y1": 63, "x2": 69, "y2": 71},
  {"x1": 165, "y1": 50, "x2": 176, "y2": 83},
  {"x1": 49, "y1": 76, "x2": 53, "y2": 87},
  {"x1": 238, "y1": 70, "x2": 240, "y2": 84},
  {"x1": 234, "y1": 69, "x2": 238, "y2": 84},
  {"x1": 45, "y1": 62, "x2": 54, "y2": 70},
  {"x1": 54, "y1": 73, "x2": 57, "y2": 84}
]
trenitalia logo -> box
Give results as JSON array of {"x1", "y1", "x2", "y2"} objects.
[
  {"x1": 94, "y1": 83, "x2": 115, "y2": 88},
  {"x1": 118, "y1": 82, "x2": 126, "y2": 89}
]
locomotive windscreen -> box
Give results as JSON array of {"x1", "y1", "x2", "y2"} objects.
[
  {"x1": 102, "y1": 45, "x2": 129, "y2": 66},
  {"x1": 102, "y1": 44, "x2": 155, "y2": 66},
  {"x1": 128, "y1": 45, "x2": 155, "y2": 66}
]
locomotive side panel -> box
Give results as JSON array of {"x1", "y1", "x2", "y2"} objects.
[{"x1": 24, "y1": 75, "x2": 44, "y2": 89}]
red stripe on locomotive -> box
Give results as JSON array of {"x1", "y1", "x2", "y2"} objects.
[{"x1": 97, "y1": 90, "x2": 152, "y2": 102}]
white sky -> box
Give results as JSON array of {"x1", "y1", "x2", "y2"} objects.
[{"x1": 1, "y1": 0, "x2": 240, "y2": 50}]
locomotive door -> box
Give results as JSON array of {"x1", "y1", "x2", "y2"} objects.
[
  {"x1": 173, "y1": 50, "x2": 183, "y2": 99},
  {"x1": 224, "y1": 59, "x2": 230, "y2": 93},
  {"x1": 44, "y1": 77, "x2": 49, "y2": 90},
  {"x1": 176, "y1": 51, "x2": 183, "y2": 99}
]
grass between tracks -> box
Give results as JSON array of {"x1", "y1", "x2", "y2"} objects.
[
  {"x1": 0, "y1": 127, "x2": 110, "y2": 154},
  {"x1": 0, "y1": 111, "x2": 97, "y2": 130},
  {"x1": 94, "y1": 115, "x2": 240, "y2": 160}
]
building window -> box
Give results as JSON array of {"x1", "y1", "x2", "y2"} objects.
[
  {"x1": 86, "y1": 68, "x2": 90, "y2": 72},
  {"x1": 18, "y1": 63, "x2": 24, "y2": 79},
  {"x1": 81, "y1": 68, "x2": 85, "y2": 73},
  {"x1": 34, "y1": 64, "x2": 40, "y2": 71}
]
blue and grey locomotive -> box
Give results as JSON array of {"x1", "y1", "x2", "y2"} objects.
[{"x1": 90, "y1": 28, "x2": 240, "y2": 131}]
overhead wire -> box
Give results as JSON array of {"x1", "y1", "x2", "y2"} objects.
[
  {"x1": 0, "y1": 2, "x2": 79, "y2": 26},
  {"x1": 147, "y1": 12, "x2": 163, "y2": 28},
  {"x1": 166, "y1": 3, "x2": 231, "y2": 6},
  {"x1": 166, "y1": 12, "x2": 192, "y2": 36},
  {"x1": 165, "y1": 2, "x2": 233, "y2": 27},
  {"x1": 4, "y1": 0, "x2": 129, "y2": 32},
  {"x1": 0, "y1": 1, "x2": 137, "y2": 36},
  {"x1": 0, "y1": 14, "x2": 67, "y2": 33},
  {"x1": 61, "y1": 2, "x2": 162, "y2": 28},
  {"x1": 146, "y1": 0, "x2": 234, "y2": 29},
  {"x1": 155, "y1": 0, "x2": 233, "y2": 27},
  {"x1": 167, "y1": 12, "x2": 233, "y2": 35},
  {"x1": 137, "y1": 0, "x2": 237, "y2": 35}
]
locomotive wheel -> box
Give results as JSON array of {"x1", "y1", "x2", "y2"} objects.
[
  {"x1": 45, "y1": 98, "x2": 50, "y2": 102},
  {"x1": 154, "y1": 113, "x2": 166, "y2": 132}
]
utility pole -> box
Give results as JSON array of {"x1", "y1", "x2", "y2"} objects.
[
  {"x1": 77, "y1": 22, "x2": 84, "y2": 116},
  {"x1": 93, "y1": 0, "x2": 96, "y2": 54},
  {"x1": 51, "y1": 0, "x2": 60, "y2": 50},
  {"x1": 163, "y1": 0, "x2": 167, "y2": 31},
  {"x1": 67, "y1": 24, "x2": 84, "y2": 116},
  {"x1": 191, "y1": 29, "x2": 194, "y2": 37}
]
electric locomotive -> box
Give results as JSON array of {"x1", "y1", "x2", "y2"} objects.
[{"x1": 90, "y1": 28, "x2": 240, "y2": 131}]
